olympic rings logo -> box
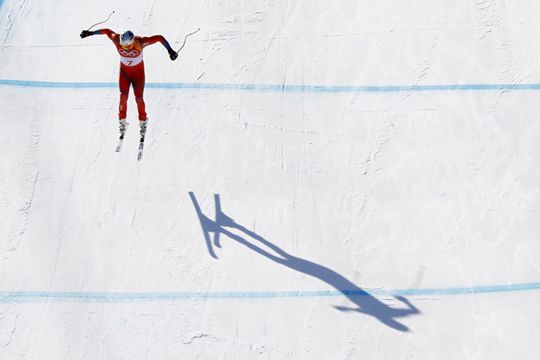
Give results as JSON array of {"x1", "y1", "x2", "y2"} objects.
[{"x1": 119, "y1": 49, "x2": 140, "y2": 57}]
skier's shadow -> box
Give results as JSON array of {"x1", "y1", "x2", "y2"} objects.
[{"x1": 189, "y1": 192, "x2": 421, "y2": 332}]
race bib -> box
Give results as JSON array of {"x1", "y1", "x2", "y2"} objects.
[{"x1": 118, "y1": 48, "x2": 143, "y2": 66}]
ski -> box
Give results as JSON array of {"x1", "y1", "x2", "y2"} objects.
[
  {"x1": 116, "y1": 121, "x2": 128, "y2": 152},
  {"x1": 115, "y1": 135, "x2": 125, "y2": 152},
  {"x1": 137, "y1": 120, "x2": 147, "y2": 161},
  {"x1": 137, "y1": 138, "x2": 145, "y2": 161}
]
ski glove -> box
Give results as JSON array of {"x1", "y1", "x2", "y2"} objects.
[
  {"x1": 80, "y1": 30, "x2": 92, "y2": 38},
  {"x1": 169, "y1": 50, "x2": 178, "y2": 61}
]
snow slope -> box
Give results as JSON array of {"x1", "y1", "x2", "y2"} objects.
[{"x1": 1, "y1": 0, "x2": 540, "y2": 358}]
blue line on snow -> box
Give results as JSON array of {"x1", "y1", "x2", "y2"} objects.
[
  {"x1": 1, "y1": 282, "x2": 539, "y2": 303},
  {"x1": 3, "y1": 79, "x2": 540, "y2": 93}
]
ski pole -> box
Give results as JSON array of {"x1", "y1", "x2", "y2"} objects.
[
  {"x1": 175, "y1": 28, "x2": 201, "y2": 54},
  {"x1": 86, "y1": 11, "x2": 115, "y2": 31}
]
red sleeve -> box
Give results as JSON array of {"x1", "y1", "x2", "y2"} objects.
[
  {"x1": 140, "y1": 35, "x2": 174, "y2": 53},
  {"x1": 95, "y1": 29, "x2": 118, "y2": 42},
  {"x1": 140, "y1": 35, "x2": 165, "y2": 47}
]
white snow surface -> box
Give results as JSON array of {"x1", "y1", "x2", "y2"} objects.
[{"x1": 1, "y1": 0, "x2": 540, "y2": 359}]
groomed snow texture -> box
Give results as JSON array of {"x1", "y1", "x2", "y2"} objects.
[{"x1": 1, "y1": 0, "x2": 540, "y2": 359}]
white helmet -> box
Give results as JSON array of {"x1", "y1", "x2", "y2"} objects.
[{"x1": 120, "y1": 30, "x2": 134, "y2": 47}]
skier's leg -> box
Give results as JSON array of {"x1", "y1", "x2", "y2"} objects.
[
  {"x1": 132, "y1": 66, "x2": 147, "y2": 121},
  {"x1": 135, "y1": 94, "x2": 147, "y2": 121},
  {"x1": 132, "y1": 66, "x2": 147, "y2": 140},
  {"x1": 118, "y1": 67, "x2": 131, "y2": 121},
  {"x1": 118, "y1": 68, "x2": 133, "y2": 137}
]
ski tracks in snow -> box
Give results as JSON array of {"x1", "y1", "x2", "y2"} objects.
[
  {"x1": 5, "y1": 109, "x2": 41, "y2": 254},
  {"x1": 0, "y1": 0, "x2": 27, "y2": 47}
]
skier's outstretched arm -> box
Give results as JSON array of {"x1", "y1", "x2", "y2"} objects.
[
  {"x1": 141, "y1": 35, "x2": 178, "y2": 61},
  {"x1": 80, "y1": 28, "x2": 118, "y2": 41}
]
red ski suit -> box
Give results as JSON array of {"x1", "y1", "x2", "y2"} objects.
[{"x1": 97, "y1": 29, "x2": 170, "y2": 120}]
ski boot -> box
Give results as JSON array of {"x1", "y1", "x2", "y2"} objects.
[
  {"x1": 139, "y1": 119, "x2": 148, "y2": 142},
  {"x1": 119, "y1": 118, "x2": 128, "y2": 140}
]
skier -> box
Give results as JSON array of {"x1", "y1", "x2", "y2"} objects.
[{"x1": 80, "y1": 28, "x2": 178, "y2": 143}]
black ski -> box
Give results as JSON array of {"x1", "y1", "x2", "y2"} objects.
[
  {"x1": 115, "y1": 134, "x2": 125, "y2": 152},
  {"x1": 137, "y1": 137, "x2": 145, "y2": 161},
  {"x1": 116, "y1": 121, "x2": 128, "y2": 152},
  {"x1": 137, "y1": 121, "x2": 147, "y2": 161}
]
